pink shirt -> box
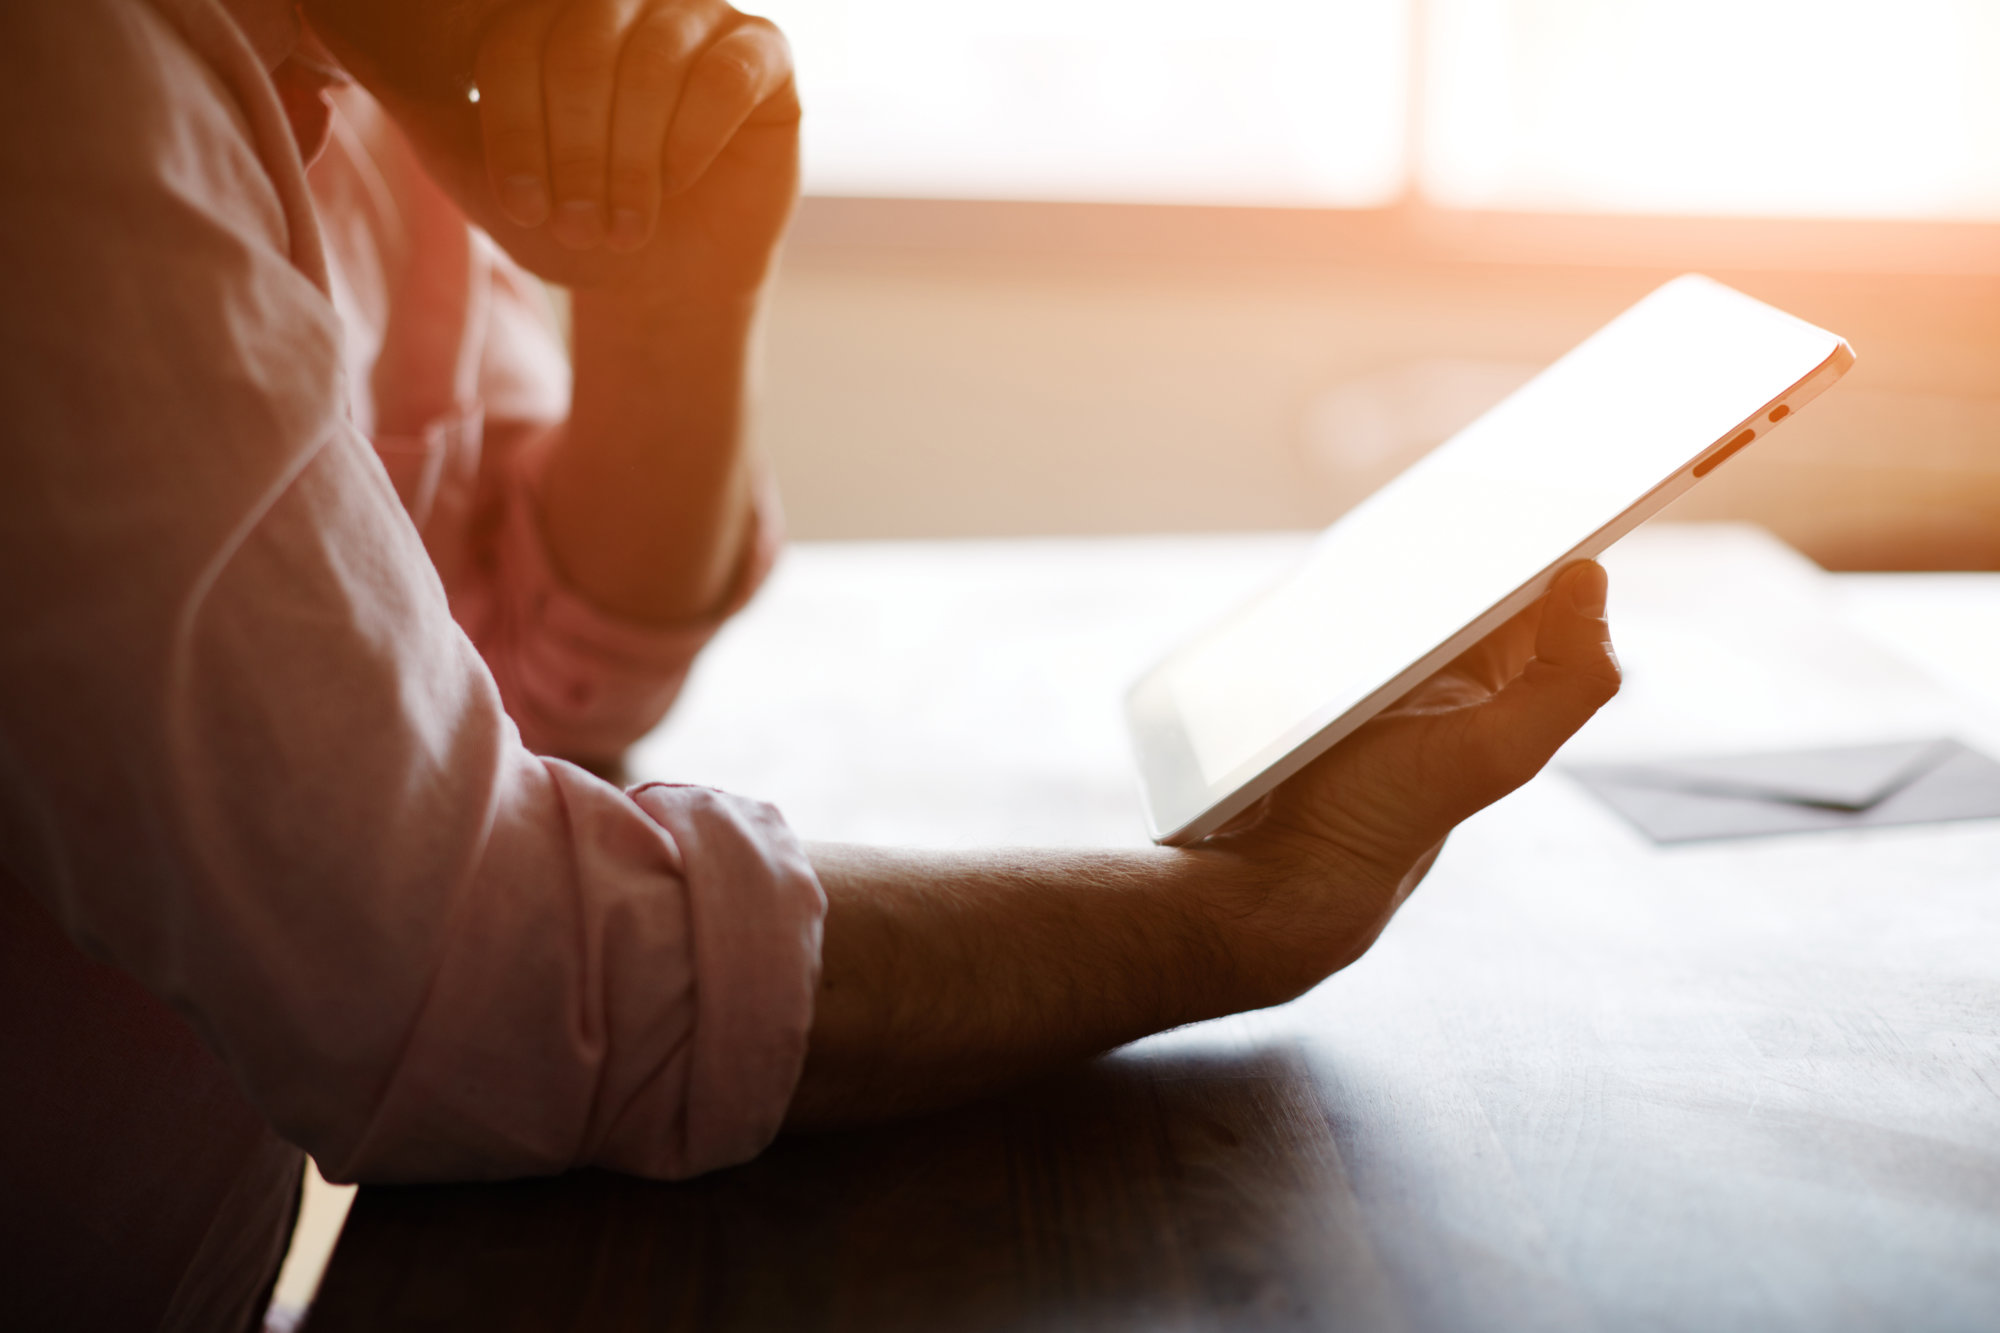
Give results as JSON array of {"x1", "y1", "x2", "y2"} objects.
[{"x1": 0, "y1": 0, "x2": 825, "y2": 1326}]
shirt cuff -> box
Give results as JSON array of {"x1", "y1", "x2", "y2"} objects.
[
  {"x1": 492, "y1": 440, "x2": 783, "y2": 763},
  {"x1": 622, "y1": 783, "x2": 826, "y2": 1175}
]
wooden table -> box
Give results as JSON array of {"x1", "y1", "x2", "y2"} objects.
[{"x1": 304, "y1": 525, "x2": 2000, "y2": 1332}]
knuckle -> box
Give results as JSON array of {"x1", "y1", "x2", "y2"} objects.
[
  {"x1": 543, "y1": 48, "x2": 612, "y2": 89},
  {"x1": 748, "y1": 16, "x2": 794, "y2": 67},
  {"x1": 543, "y1": 23, "x2": 618, "y2": 84},
  {"x1": 698, "y1": 50, "x2": 759, "y2": 95},
  {"x1": 622, "y1": 30, "x2": 692, "y2": 85},
  {"x1": 607, "y1": 163, "x2": 657, "y2": 201},
  {"x1": 544, "y1": 91, "x2": 610, "y2": 129},
  {"x1": 634, "y1": 11, "x2": 705, "y2": 57},
  {"x1": 549, "y1": 147, "x2": 606, "y2": 179}
]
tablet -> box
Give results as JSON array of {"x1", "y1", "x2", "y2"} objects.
[{"x1": 1126, "y1": 274, "x2": 1854, "y2": 846}]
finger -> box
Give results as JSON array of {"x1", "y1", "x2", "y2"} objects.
[
  {"x1": 476, "y1": 3, "x2": 557, "y2": 226},
  {"x1": 1535, "y1": 561, "x2": 1619, "y2": 687},
  {"x1": 605, "y1": 5, "x2": 710, "y2": 252},
  {"x1": 1388, "y1": 593, "x2": 1544, "y2": 717},
  {"x1": 663, "y1": 19, "x2": 795, "y2": 195},
  {"x1": 1442, "y1": 593, "x2": 1542, "y2": 692},
  {"x1": 1461, "y1": 561, "x2": 1621, "y2": 792},
  {"x1": 542, "y1": 0, "x2": 638, "y2": 249}
]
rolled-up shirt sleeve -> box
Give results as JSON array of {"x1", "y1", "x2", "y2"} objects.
[
  {"x1": 0, "y1": 0, "x2": 822, "y2": 1184},
  {"x1": 321, "y1": 91, "x2": 779, "y2": 767},
  {"x1": 477, "y1": 428, "x2": 783, "y2": 765},
  {"x1": 414, "y1": 181, "x2": 782, "y2": 764}
]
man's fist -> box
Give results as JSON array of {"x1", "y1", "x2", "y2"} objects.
[
  {"x1": 318, "y1": 0, "x2": 801, "y2": 295},
  {"x1": 474, "y1": 0, "x2": 795, "y2": 254}
]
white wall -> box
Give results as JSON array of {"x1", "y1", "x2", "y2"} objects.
[{"x1": 757, "y1": 211, "x2": 2000, "y2": 569}]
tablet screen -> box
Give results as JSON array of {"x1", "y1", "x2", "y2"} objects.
[{"x1": 1129, "y1": 276, "x2": 1850, "y2": 842}]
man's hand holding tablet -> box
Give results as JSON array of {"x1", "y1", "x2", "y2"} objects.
[
  {"x1": 796, "y1": 278, "x2": 1851, "y2": 1125},
  {"x1": 792, "y1": 562, "x2": 1619, "y2": 1124},
  {"x1": 1191, "y1": 560, "x2": 1620, "y2": 1000}
]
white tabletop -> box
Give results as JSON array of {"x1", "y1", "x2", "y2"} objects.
[
  {"x1": 613, "y1": 522, "x2": 2000, "y2": 1331},
  {"x1": 633, "y1": 521, "x2": 2000, "y2": 845}
]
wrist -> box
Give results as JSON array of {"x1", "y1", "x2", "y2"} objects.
[
  {"x1": 1169, "y1": 845, "x2": 1312, "y2": 1014},
  {"x1": 545, "y1": 260, "x2": 766, "y2": 627},
  {"x1": 569, "y1": 277, "x2": 764, "y2": 341},
  {"x1": 1178, "y1": 832, "x2": 1408, "y2": 1011}
]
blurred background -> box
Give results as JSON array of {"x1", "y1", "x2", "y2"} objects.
[{"x1": 744, "y1": 0, "x2": 2000, "y2": 569}]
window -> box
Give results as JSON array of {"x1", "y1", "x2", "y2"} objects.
[
  {"x1": 1424, "y1": 0, "x2": 2000, "y2": 218},
  {"x1": 760, "y1": 0, "x2": 2000, "y2": 220},
  {"x1": 758, "y1": 0, "x2": 1409, "y2": 205}
]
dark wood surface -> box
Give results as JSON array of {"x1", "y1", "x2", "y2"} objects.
[{"x1": 305, "y1": 529, "x2": 2000, "y2": 1332}]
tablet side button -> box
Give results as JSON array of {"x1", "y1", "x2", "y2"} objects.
[{"x1": 1694, "y1": 428, "x2": 1758, "y2": 477}]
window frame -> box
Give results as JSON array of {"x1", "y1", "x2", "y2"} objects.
[{"x1": 788, "y1": 196, "x2": 2000, "y2": 278}]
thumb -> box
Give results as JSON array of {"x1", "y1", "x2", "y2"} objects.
[{"x1": 1463, "y1": 561, "x2": 1621, "y2": 790}]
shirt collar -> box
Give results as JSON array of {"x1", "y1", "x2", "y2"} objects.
[
  {"x1": 218, "y1": 0, "x2": 302, "y2": 73},
  {"x1": 214, "y1": 0, "x2": 353, "y2": 167}
]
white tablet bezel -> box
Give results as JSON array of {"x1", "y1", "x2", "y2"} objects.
[{"x1": 1127, "y1": 279, "x2": 1855, "y2": 846}]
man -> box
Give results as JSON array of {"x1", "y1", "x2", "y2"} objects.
[{"x1": 0, "y1": 0, "x2": 1621, "y2": 1327}]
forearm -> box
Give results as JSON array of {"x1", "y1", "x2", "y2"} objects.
[
  {"x1": 785, "y1": 843, "x2": 1280, "y2": 1129},
  {"x1": 537, "y1": 284, "x2": 764, "y2": 624},
  {"x1": 325, "y1": 0, "x2": 801, "y2": 628}
]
